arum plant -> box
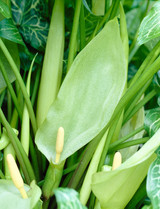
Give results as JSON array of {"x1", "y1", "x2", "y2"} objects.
[{"x1": 1, "y1": 0, "x2": 160, "y2": 209}]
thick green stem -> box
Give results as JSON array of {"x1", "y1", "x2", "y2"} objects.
[
  {"x1": 42, "y1": 161, "x2": 65, "y2": 200},
  {"x1": 67, "y1": 0, "x2": 82, "y2": 72}
]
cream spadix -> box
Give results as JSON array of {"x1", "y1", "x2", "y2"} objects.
[
  {"x1": 7, "y1": 154, "x2": 28, "y2": 199},
  {"x1": 55, "y1": 127, "x2": 64, "y2": 164},
  {"x1": 112, "y1": 152, "x2": 122, "y2": 170}
]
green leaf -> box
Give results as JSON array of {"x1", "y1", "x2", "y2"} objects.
[
  {"x1": 147, "y1": 147, "x2": 160, "y2": 209},
  {"x1": 0, "y1": 39, "x2": 20, "y2": 93},
  {"x1": 11, "y1": 0, "x2": 49, "y2": 51},
  {"x1": 138, "y1": 2, "x2": 160, "y2": 45},
  {"x1": 92, "y1": 128, "x2": 160, "y2": 209},
  {"x1": 144, "y1": 107, "x2": 160, "y2": 137},
  {"x1": 0, "y1": 180, "x2": 42, "y2": 209},
  {"x1": 54, "y1": 188, "x2": 87, "y2": 209},
  {"x1": 0, "y1": 1, "x2": 11, "y2": 18},
  {"x1": 35, "y1": 19, "x2": 127, "y2": 163},
  {"x1": 142, "y1": 205, "x2": 153, "y2": 209},
  {"x1": 0, "y1": 18, "x2": 24, "y2": 44}
]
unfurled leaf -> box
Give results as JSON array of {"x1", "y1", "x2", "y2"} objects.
[
  {"x1": 147, "y1": 147, "x2": 160, "y2": 209},
  {"x1": 92, "y1": 128, "x2": 160, "y2": 209},
  {"x1": 0, "y1": 1, "x2": 11, "y2": 18},
  {"x1": 0, "y1": 39, "x2": 20, "y2": 93},
  {"x1": 0, "y1": 18, "x2": 24, "y2": 44},
  {"x1": 55, "y1": 188, "x2": 87, "y2": 209},
  {"x1": 0, "y1": 180, "x2": 42, "y2": 209},
  {"x1": 138, "y1": 2, "x2": 160, "y2": 45},
  {"x1": 35, "y1": 19, "x2": 127, "y2": 163},
  {"x1": 11, "y1": 0, "x2": 49, "y2": 51},
  {"x1": 144, "y1": 107, "x2": 160, "y2": 137}
]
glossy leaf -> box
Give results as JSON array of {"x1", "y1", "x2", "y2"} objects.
[
  {"x1": 54, "y1": 188, "x2": 87, "y2": 209},
  {"x1": 35, "y1": 19, "x2": 127, "y2": 163},
  {"x1": 144, "y1": 107, "x2": 160, "y2": 137},
  {"x1": 0, "y1": 18, "x2": 24, "y2": 44},
  {"x1": 92, "y1": 128, "x2": 160, "y2": 209},
  {"x1": 0, "y1": 180, "x2": 42, "y2": 209},
  {"x1": 147, "y1": 147, "x2": 160, "y2": 209},
  {"x1": 11, "y1": 0, "x2": 49, "y2": 51},
  {"x1": 138, "y1": 2, "x2": 160, "y2": 45},
  {"x1": 0, "y1": 1, "x2": 11, "y2": 18},
  {"x1": 0, "y1": 39, "x2": 20, "y2": 93}
]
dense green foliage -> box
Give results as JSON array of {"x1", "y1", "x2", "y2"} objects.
[{"x1": 1, "y1": 0, "x2": 160, "y2": 209}]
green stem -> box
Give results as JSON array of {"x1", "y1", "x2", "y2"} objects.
[
  {"x1": 0, "y1": 91, "x2": 5, "y2": 107},
  {"x1": 108, "y1": 137, "x2": 149, "y2": 153},
  {"x1": 68, "y1": 131, "x2": 102, "y2": 189},
  {"x1": 0, "y1": 58, "x2": 22, "y2": 120},
  {"x1": 109, "y1": 125, "x2": 144, "y2": 150},
  {"x1": 7, "y1": 90, "x2": 12, "y2": 122},
  {"x1": 123, "y1": 79, "x2": 151, "y2": 123},
  {"x1": 67, "y1": 0, "x2": 82, "y2": 72},
  {"x1": 124, "y1": 89, "x2": 157, "y2": 124},
  {"x1": 63, "y1": 163, "x2": 78, "y2": 175},
  {"x1": 31, "y1": 67, "x2": 41, "y2": 106},
  {"x1": 98, "y1": 114, "x2": 121, "y2": 171},
  {"x1": 0, "y1": 169, "x2": 5, "y2": 179},
  {"x1": 0, "y1": 38, "x2": 37, "y2": 134},
  {"x1": 0, "y1": 108, "x2": 35, "y2": 184},
  {"x1": 129, "y1": 40, "x2": 160, "y2": 87},
  {"x1": 109, "y1": 0, "x2": 121, "y2": 20},
  {"x1": 79, "y1": 3, "x2": 86, "y2": 50},
  {"x1": 42, "y1": 161, "x2": 65, "y2": 199}
]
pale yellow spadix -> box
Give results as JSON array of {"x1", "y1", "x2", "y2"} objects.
[
  {"x1": 112, "y1": 152, "x2": 122, "y2": 170},
  {"x1": 7, "y1": 154, "x2": 28, "y2": 199},
  {"x1": 55, "y1": 127, "x2": 64, "y2": 164}
]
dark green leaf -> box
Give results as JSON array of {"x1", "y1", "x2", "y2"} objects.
[
  {"x1": 55, "y1": 188, "x2": 87, "y2": 209},
  {"x1": 0, "y1": 18, "x2": 24, "y2": 44},
  {"x1": 144, "y1": 107, "x2": 160, "y2": 137},
  {"x1": 147, "y1": 147, "x2": 160, "y2": 209},
  {"x1": 11, "y1": 0, "x2": 49, "y2": 51},
  {"x1": 35, "y1": 19, "x2": 127, "y2": 163},
  {"x1": 0, "y1": 1, "x2": 11, "y2": 18},
  {"x1": 138, "y1": 2, "x2": 160, "y2": 45}
]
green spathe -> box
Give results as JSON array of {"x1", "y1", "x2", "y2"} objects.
[
  {"x1": 91, "y1": 128, "x2": 160, "y2": 209},
  {"x1": 0, "y1": 180, "x2": 42, "y2": 209},
  {"x1": 35, "y1": 18, "x2": 127, "y2": 163}
]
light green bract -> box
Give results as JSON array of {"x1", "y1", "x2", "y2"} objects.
[
  {"x1": 91, "y1": 128, "x2": 160, "y2": 209},
  {"x1": 138, "y1": 2, "x2": 160, "y2": 45},
  {"x1": 35, "y1": 19, "x2": 127, "y2": 163},
  {"x1": 55, "y1": 188, "x2": 87, "y2": 209},
  {"x1": 0, "y1": 180, "x2": 42, "y2": 209}
]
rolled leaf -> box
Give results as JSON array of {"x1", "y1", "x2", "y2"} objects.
[
  {"x1": 91, "y1": 128, "x2": 160, "y2": 209},
  {"x1": 35, "y1": 18, "x2": 127, "y2": 163}
]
